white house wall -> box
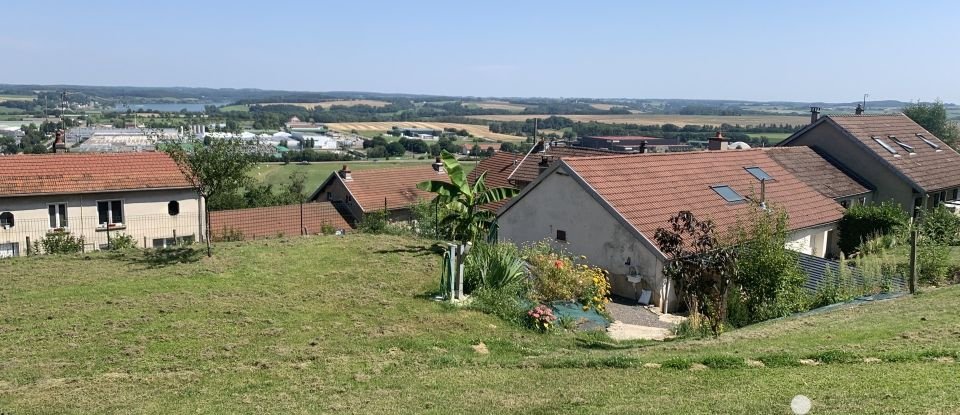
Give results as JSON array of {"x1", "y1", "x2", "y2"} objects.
[
  {"x1": 498, "y1": 170, "x2": 675, "y2": 311},
  {"x1": 0, "y1": 189, "x2": 202, "y2": 253}
]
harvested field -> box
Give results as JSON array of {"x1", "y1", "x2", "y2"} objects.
[
  {"x1": 264, "y1": 100, "x2": 390, "y2": 110},
  {"x1": 467, "y1": 100, "x2": 527, "y2": 111},
  {"x1": 468, "y1": 113, "x2": 809, "y2": 127},
  {"x1": 324, "y1": 121, "x2": 524, "y2": 142}
]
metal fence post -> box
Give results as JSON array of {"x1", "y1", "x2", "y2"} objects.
[{"x1": 25, "y1": 236, "x2": 31, "y2": 256}]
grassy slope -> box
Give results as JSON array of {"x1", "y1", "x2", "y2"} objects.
[{"x1": 0, "y1": 234, "x2": 958, "y2": 414}]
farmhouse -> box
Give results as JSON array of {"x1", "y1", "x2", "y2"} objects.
[
  {"x1": 308, "y1": 162, "x2": 449, "y2": 224},
  {"x1": 496, "y1": 150, "x2": 844, "y2": 312},
  {"x1": 0, "y1": 152, "x2": 203, "y2": 257},
  {"x1": 779, "y1": 112, "x2": 960, "y2": 217}
]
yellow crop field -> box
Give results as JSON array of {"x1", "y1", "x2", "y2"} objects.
[
  {"x1": 324, "y1": 121, "x2": 524, "y2": 142},
  {"x1": 468, "y1": 113, "x2": 809, "y2": 127}
]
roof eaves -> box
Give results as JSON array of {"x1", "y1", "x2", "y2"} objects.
[{"x1": 0, "y1": 185, "x2": 196, "y2": 198}]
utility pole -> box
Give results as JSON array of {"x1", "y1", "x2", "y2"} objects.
[{"x1": 909, "y1": 228, "x2": 918, "y2": 294}]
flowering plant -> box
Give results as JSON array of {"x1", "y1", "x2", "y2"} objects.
[{"x1": 527, "y1": 304, "x2": 557, "y2": 331}]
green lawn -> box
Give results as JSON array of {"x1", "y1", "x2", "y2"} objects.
[
  {"x1": 746, "y1": 132, "x2": 792, "y2": 143},
  {"x1": 0, "y1": 234, "x2": 959, "y2": 413},
  {"x1": 219, "y1": 104, "x2": 250, "y2": 112},
  {"x1": 0, "y1": 94, "x2": 35, "y2": 102},
  {"x1": 251, "y1": 159, "x2": 474, "y2": 192}
]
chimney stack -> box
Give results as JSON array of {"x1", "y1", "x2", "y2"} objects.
[
  {"x1": 855, "y1": 103, "x2": 864, "y2": 115},
  {"x1": 810, "y1": 106, "x2": 821, "y2": 124},
  {"x1": 708, "y1": 131, "x2": 728, "y2": 151},
  {"x1": 338, "y1": 164, "x2": 352, "y2": 181},
  {"x1": 53, "y1": 130, "x2": 67, "y2": 153},
  {"x1": 538, "y1": 155, "x2": 550, "y2": 175},
  {"x1": 639, "y1": 140, "x2": 647, "y2": 154},
  {"x1": 431, "y1": 156, "x2": 445, "y2": 174}
]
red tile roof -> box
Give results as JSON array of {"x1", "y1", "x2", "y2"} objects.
[
  {"x1": 823, "y1": 114, "x2": 960, "y2": 192},
  {"x1": 552, "y1": 150, "x2": 844, "y2": 248},
  {"x1": 338, "y1": 165, "x2": 450, "y2": 213},
  {"x1": 210, "y1": 202, "x2": 352, "y2": 239},
  {"x1": 766, "y1": 146, "x2": 872, "y2": 199},
  {"x1": 509, "y1": 146, "x2": 612, "y2": 185},
  {"x1": 468, "y1": 152, "x2": 523, "y2": 211},
  {"x1": 0, "y1": 152, "x2": 193, "y2": 197}
]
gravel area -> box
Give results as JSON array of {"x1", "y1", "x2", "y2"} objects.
[{"x1": 605, "y1": 296, "x2": 677, "y2": 329}]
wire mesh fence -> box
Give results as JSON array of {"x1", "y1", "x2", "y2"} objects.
[{"x1": 0, "y1": 213, "x2": 202, "y2": 257}]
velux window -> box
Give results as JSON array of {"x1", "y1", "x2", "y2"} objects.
[
  {"x1": 48, "y1": 203, "x2": 68, "y2": 228},
  {"x1": 888, "y1": 136, "x2": 914, "y2": 154},
  {"x1": 871, "y1": 136, "x2": 898, "y2": 155},
  {"x1": 97, "y1": 200, "x2": 124, "y2": 226},
  {"x1": 744, "y1": 166, "x2": 772, "y2": 181},
  {"x1": 916, "y1": 133, "x2": 941, "y2": 150},
  {"x1": 711, "y1": 185, "x2": 744, "y2": 203}
]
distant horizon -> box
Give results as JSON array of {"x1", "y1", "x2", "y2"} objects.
[
  {"x1": 2, "y1": 82, "x2": 952, "y2": 107},
  {"x1": 2, "y1": 1, "x2": 958, "y2": 103}
]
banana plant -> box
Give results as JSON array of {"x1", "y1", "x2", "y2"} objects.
[{"x1": 417, "y1": 151, "x2": 518, "y2": 243}]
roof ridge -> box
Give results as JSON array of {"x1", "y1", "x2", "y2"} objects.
[{"x1": 562, "y1": 148, "x2": 766, "y2": 161}]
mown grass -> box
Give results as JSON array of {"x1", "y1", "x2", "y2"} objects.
[
  {"x1": 251, "y1": 160, "x2": 474, "y2": 192},
  {"x1": 0, "y1": 234, "x2": 958, "y2": 414}
]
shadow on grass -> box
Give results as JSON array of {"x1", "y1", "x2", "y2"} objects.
[
  {"x1": 374, "y1": 243, "x2": 446, "y2": 257},
  {"x1": 124, "y1": 247, "x2": 203, "y2": 269}
]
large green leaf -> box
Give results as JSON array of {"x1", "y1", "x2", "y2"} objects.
[
  {"x1": 439, "y1": 150, "x2": 471, "y2": 195},
  {"x1": 477, "y1": 186, "x2": 519, "y2": 205},
  {"x1": 417, "y1": 180, "x2": 459, "y2": 198}
]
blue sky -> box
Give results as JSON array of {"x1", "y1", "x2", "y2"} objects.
[{"x1": 1, "y1": 0, "x2": 957, "y2": 102}]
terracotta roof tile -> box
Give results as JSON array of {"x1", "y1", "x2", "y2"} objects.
[
  {"x1": 826, "y1": 114, "x2": 960, "y2": 192},
  {"x1": 766, "y1": 146, "x2": 872, "y2": 199},
  {"x1": 467, "y1": 152, "x2": 519, "y2": 189},
  {"x1": 510, "y1": 146, "x2": 612, "y2": 185},
  {"x1": 341, "y1": 165, "x2": 449, "y2": 213},
  {"x1": 560, "y1": 149, "x2": 845, "y2": 243},
  {"x1": 0, "y1": 152, "x2": 192, "y2": 197}
]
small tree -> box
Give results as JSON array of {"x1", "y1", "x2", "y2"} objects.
[
  {"x1": 654, "y1": 211, "x2": 736, "y2": 336},
  {"x1": 417, "y1": 151, "x2": 518, "y2": 244},
  {"x1": 162, "y1": 136, "x2": 255, "y2": 256},
  {"x1": 903, "y1": 100, "x2": 959, "y2": 149}
]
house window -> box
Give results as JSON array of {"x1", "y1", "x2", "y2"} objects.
[
  {"x1": 859, "y1": 196, "x2": 867, "y2": 205},
  {"x1": 840, "y1": 200, "x2": 850, "y2": 209},
  {"x1": 871, "y1": 136, "x2": 898, "y2": 155},
  {"x1": 0, "y1": 212, "x2": 13, "y2": 229},
  {"x1": 556, "y1": 229, "x2": 567, "y2": 242},
  {"x1": 952, "y1": 188, "x2": 959, "y2": 201},
  {"x1": 711, "y1": 185, "x2": 745, "y2": 203},
  {"x1": 48, "y1": 203, "x2": 68, "y2": 228},
  {"x1": 97, "y1": 200, "x2": 124, "y2": 226},
  {"x1": 168, "y1": 201, "x2": 180, "y2": 216}
]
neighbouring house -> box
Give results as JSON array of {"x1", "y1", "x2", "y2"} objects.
[
  {"x1": 0, "y1": 152, "x2": 203, "y2": 257},
  {"x1": 779, "y1": 112, "x2": 960, "y2": 217},
  {"x1": 766, "y1": 146, "x2": 874, "y2": 208},
  {"x1": 308, "y1": 162, "x2": 449, "y2": 224},
  {"x1": 467, "y1": 145, "x2": 613, "y2": 211},
  {"x1": 496, "y1": 149, "x2": 845, "y2": 312}
]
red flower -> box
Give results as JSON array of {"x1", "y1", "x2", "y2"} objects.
[{"x1": 554, "y1": 260, "x2": 564, "y2": 270}]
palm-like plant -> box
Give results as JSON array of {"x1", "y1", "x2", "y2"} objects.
[{"x1": 417, "y1": 151, "x2": 518, "y2": 243}]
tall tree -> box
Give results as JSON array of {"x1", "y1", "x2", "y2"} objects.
[
  {"x1": 162, "y1": 136, "x2": 255, "y2": 256},
  {"x1": 903, "y1": 100, "x2": 959, "y2": 148}
]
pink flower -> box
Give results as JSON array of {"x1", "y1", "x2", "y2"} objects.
[{"x1": 554, "y1": 260, "x2": 565, "y2": 270}]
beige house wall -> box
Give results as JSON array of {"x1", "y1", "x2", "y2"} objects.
[
  {"x1": 497, "y1": 170, "x2": 676, "y2": 312},
  {"x1": 0, "y1": 188, "x2": 202, "y2": 253}
]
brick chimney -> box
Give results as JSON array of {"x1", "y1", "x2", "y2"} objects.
[
  {"x1": 431, "y1": 156, "x2": 445, "y2": 174},
  {"x1": 338, "y1": 164, "x2": 352, "y2": 181},
  {"x1": 53, "y1": 130, "x2": 67, "y2": 153},
  {"x1": 708, "y1": 131, "x2": 728, "y2": 151},
  {"x1": 810, "y1": 106, "x2": 821, "y2": 124}
]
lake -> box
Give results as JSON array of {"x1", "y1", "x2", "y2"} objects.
[{"x1": 113, "y1": 102, "x2": 229, "y2": 113}]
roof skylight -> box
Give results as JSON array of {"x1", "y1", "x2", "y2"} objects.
[
  {"x1": 745, "y1": 166, "x2": 772, "y2": 181},
  {"x1": 871, "y1": 136, "x2": 898, "y2": 155},
  {"x1": 711, "y1": 185, "x2": 745, "y2": 203},
  {"x1": 889, "y1": 135, "x2": 915, "y2": 153},
  {"x1": 916, "y1": 133, "x2": 941, "y2": 150}
]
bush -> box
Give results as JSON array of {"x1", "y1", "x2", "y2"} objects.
[
  {"x1": 106, "y1": 233, "x2": 137, "y2": 251},
  {"x1": 464, "y1": 242, "x2": 526, "y2": 293},
  {"x1": 837, "y1": 201, "x2": 909, "y2": 255},
  {"x1": 33, "y1": 229, "x2": 84, "y2": 255},
  {"x1": 469, "y1": 287, "x2": 528, "y2": 326},
  {"x1": 918, "y1": 241, "x2": 951, "y2": 285},
  {"x1": 320, "y1": 223, "x2": 337, "y2": 235},
  {"x1": 525, "y1": 247, "x2": 611, "y2": 312},
  {"x1": 918, "y1": 206, "x2": 960, "y2": 246}
]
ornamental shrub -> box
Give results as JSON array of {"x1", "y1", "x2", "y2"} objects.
[
  {"x1": 33, "y1": 229, "x2": 84, "y2": 255},
  {"x1": 837, "y1": 201, "x2": 909, "y2": 255}
]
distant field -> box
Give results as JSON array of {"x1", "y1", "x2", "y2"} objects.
[
  {"x1": 469, "y1": 113, "x2": 809, "y2": 127},
  {"x1": 325, "y1": 121, "x2": 524, "y2": 142},
  {"x1": 0, "y1": 106, "x2": 25, "y2": 115},
  {"x1": 746, "y1": 132, "x2": 793, "y2": 143},
  {"x1": 220, "y1": 100, "x2": 390, "y2": 113},
  {"x1": 467, "y1": 100, "x2": 527, "y2": 112},
  {"x1": 219, "y1": 104, "x2": 249, "y2": 112},
  {"x1": 251, "y1": 159, "x2": 476, "y2": 192},
  {"x1": 0, "y1": 94, "x2": 34, "y2": 103},
  {"x1": 588, "y1": 103, "x2": 631, "y2": 111}
]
